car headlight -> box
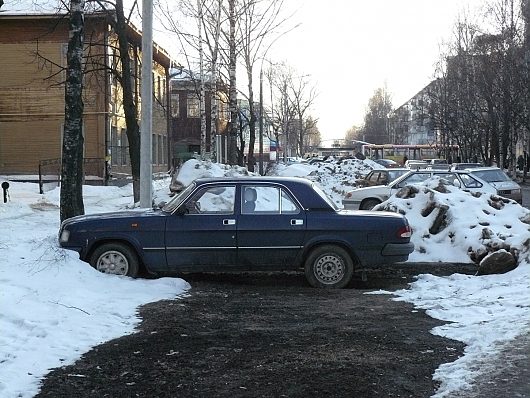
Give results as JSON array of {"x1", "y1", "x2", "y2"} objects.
[{"x1": 59, "y1": 229, "x2": 70, "y2": 243}]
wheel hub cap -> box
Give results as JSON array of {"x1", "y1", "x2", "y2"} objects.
[
  {"x1": 315, "y1": 254, "x2": 345, "y2": 284},
  {"x1": 96, "y1": 251, "x2": 129, "y2": 276}
]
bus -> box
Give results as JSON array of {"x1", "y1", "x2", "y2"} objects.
[{"x1": 361, "y1": 144, "x2": 460, "y2": 164}]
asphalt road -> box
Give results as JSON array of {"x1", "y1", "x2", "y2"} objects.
[{"x1": 37, "y1": 264, "x2": 477, "y2": 398}]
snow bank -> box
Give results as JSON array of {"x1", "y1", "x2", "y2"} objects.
[{"x1": 0, "y1": 180, "x2": 189, "y2": 398}]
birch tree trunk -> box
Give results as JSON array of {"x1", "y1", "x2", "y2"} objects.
[
  {"x1": 209, "y1": 0, "x2": 222, "y2": 161},
  {"x1": 197, "y1": 0, "x2": 207, "y2": 156},
  {"x1": 227, "y1": 0, "x2": 238, "y2": 165},
  {"x1": 60, "y1": 0, "x2": 86, "y2": 222}
]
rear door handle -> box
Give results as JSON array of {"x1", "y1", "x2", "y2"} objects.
[
  {"x1": 290, "y1": 219, "x2": 303, "y2": 226},
  {"x1": 223, "y1": 219, "x2": 236, "y2": 225}
]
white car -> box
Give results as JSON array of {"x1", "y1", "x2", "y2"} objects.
[
  {"x1": 465, "y1": 167, "x2": 522, "y2": 203},
  {"x1": 342, "y1": 167, "x2": 521, "y2": 210}
]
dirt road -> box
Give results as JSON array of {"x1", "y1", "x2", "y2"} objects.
[{"x1": 37, "y1": 264, "x2": 476, "y2": 398}]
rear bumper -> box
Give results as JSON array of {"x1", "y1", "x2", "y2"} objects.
[{"x1": 382, "y1": 242, "x2": 415, "y2": 256}]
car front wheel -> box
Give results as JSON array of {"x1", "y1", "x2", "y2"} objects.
[
  {"x1": 89, "y1": 242, "x2": 140, "y2": 278},
  {"x1": 304, "y1": 245, "x2": 354, "y2": 289}
]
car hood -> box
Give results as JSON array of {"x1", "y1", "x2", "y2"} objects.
[
  {"x1": 61, "y1": 209, "x2": 162, "y2": 227},
  {"x1": 488, "y1": 181, "x2": 520, "y2": 190}
]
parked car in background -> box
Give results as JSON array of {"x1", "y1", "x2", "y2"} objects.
[
  {"x1": 59, "y1": 177, "x2": 414, "y2": 289},
  {"x1": 343, "y1": 168, "x2": 522, "y2": 210},
  {"x1": 372, "y1": 158, "x2": 401, "y2": 168},
  {"x1": 450, "y1": 162, "x2": 483, "y2": 170},
  {"x1": 424, "y1": 158, "x2": 449, "y2": 169},
  {"x1": 356, "y1": 168, "x2": 409, "y2": 188},
  {"x1": 404, "y1": 160, "x2": 428, "y2": 170},
  {"x1": 465, "y1": 167, "x2": 522, "y2": 203}
]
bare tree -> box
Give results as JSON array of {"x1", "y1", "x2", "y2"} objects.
[
  {"x1": 360, "y1": 87, "x2": 393, "y2": 145},
  {"x1": 237, "y1": 0, "x2": 288, "y2": 171},
  {"x1": 60, "y1": 0, "x2": 86, "y2": 221},
  {"x1": 287, "y1": 74, "x2": 317, "y2": 156}
]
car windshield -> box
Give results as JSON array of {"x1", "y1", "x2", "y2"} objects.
[
  {"x1": 311, "y1": 183, "x2": 339, "y2": 210},
  {"x1": 162, "y1": 182, "x2": 196, "y2": 212},
  {"x1": 471, "y1": 169, "x2": 510, "y2": 183},
  {"x1": 387, "y1": 169, "x2": 408, "y2": 181}
]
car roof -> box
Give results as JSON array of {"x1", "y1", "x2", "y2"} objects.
[
  {"x1": 193, "y1": 176, "x2": 333, "y2": 210},
  {"x1": 462, "y1": 166, "x2": 500, "y2": 172}
]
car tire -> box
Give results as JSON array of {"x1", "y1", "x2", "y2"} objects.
[
  {"x1": 304, "y1": 245, "x2": 354, "y2": 289},
  {"x1": 89, "y1": 242, "x2": 140, "y2": 278},
  {"x1": 360, "y1": 199, "x2": 381, "y2": 210}
]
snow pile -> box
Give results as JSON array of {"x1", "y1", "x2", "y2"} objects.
[
  {"x1": 268, "y1": 157, "x2": 377, "y2": 205},
  {"x1": 0, "y1": 180, "x2": 189, "y2": 398},
  {"x1": 173, "y1": 159, "x2": 256, "y2": 188},
  {"x1": 391, "y1": 264, "x2": 530, "y2": 397},
  {"x1": 375, "y1": 177, "x2": 530, "y2": 266},
  {"x1": 371, "y1": 178, "x2": 530, "y2": 396}
]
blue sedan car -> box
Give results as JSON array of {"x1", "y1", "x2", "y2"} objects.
[{"x1": 59, "y1": 177, "x2": 413, "y2": 288}]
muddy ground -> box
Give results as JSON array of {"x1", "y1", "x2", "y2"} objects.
[{"x1": 37, "y1": 264, "x2": 477, "y2": 398}]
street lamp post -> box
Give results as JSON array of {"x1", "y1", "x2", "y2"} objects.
[{"x1": 257, "y1": 27, "x2": 299, "y2": 174}]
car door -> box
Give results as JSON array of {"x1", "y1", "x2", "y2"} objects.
[
  {"x1": 237, "y1": 184, "x2": 306, "y2": 270},
  {"x1": 165, "y1": 184, "x2": 238, "y2": 270}
]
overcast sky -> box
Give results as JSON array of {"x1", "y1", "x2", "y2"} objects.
[{"x1": 268, "y1": 0, "x2": 485, "y2": 142}]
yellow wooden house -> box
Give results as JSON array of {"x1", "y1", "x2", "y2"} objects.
[{"x1": 0, "y1": 11, "x2": 171, "y2": 183}]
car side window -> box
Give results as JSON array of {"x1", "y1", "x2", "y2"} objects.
[
  {"x1": 187, "y1": 186, "x2": 236, "y2": 214},
  {"x1": 395, "y1": 173, "x2": 430, "y2": 188},
  {"x1": 281, "y1": 190, "x2": 300, "y2": 214},
  {"x1": 436, "y1": 173, "x2": 461, "y2": 187},
  {"x1": 459, "y1": 174, "x2": 483, "y2": 188},
  {"x1": 368, "y1": 172, "x2": 379, "y2": 183},
  {"x1": 241, "y1": 186, "x2": 300, "y2": 214}
]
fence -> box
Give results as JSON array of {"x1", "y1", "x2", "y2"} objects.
[{"x1": 38, "y1": 158, "x2": 106, "y2": 194}]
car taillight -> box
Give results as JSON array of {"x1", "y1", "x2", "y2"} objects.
[
  {"x1": 397, "y1": 225, "x2": 412, "y2": 238},
  {"x1": 345, "y1": 192, "x2": 352, "y2": 198}
]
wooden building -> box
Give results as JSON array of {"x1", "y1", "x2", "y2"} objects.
[
  {"x1": 0, "y1": 12, "x2": 171, "y2": 181},
  {"x1": 170, "y1": 73, "x2": 229, "y2": 165}
]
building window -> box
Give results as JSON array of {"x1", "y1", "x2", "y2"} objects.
[
  {"x1": 187, "y1": 93, "x2": 200, "y2": 118},
  {"x1": 171, "y1": 93, "x2": 179, "y2": 117},
  {"x1": 152, "y1": 134, "x2": 157, "y2": 164},
  {"x1": 121, "y1": 129, "x2": 129, "y2": 165},
  {"x1": 111, "y1": 126, "x2": 119, "y2": 166},
  {"x1": 158, "y1": 134, "x2": 163, "y2": 165}
]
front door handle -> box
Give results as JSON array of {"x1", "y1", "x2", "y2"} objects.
[
  {"x1": 223, "y1": 219, "x2": 236, "y2": 225},
  {"x1": 290, "y1": 219, "x2": 303, "y2": 226}
]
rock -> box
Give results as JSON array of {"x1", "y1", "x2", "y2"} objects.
[
  {"x1": 395, "y1": 185, "x2": 419, "y2": 199},
  {"x1": 477, "y1": 249, "x2": 518, "y2": 275},
  {"x1": 428, "y1": 204, "x2": 449, "y2": 235},
  {"x1": 433, "y1": 181, "x2": 450, "y2": 193}
]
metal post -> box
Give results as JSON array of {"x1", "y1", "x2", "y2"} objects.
[{"x1": 140, "y1": 0, "x2": 153, "y2": 208}]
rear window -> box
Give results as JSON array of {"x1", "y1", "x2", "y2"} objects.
[{"x1": 312, "y1": 183, "x2": 338, "y2": 210}]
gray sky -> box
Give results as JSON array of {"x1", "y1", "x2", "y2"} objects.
[{"x1": 269, "y1": 0, "x2": 485, "y2": 141}]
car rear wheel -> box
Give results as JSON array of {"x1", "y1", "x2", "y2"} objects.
[
  {"x1": 89, "y1": 242, "x2": 140, "y2": 278},
  {"x1": 360, "y1": 199, "x2": 381, "y2": 210},
  {"x1": 304, "y1": 245, "x2": 354, "y2": 289}
]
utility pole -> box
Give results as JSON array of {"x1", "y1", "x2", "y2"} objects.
[{"x1": 140, "y1": 0, "x2": 153, "y2": 208}]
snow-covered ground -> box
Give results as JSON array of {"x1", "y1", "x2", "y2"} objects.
[
  {"x1": 1, "y1": 157, "x2": 529, "y2": 397},
  {"x1": 0, "y1": 180, "x2": 189, "y2": 398}
]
